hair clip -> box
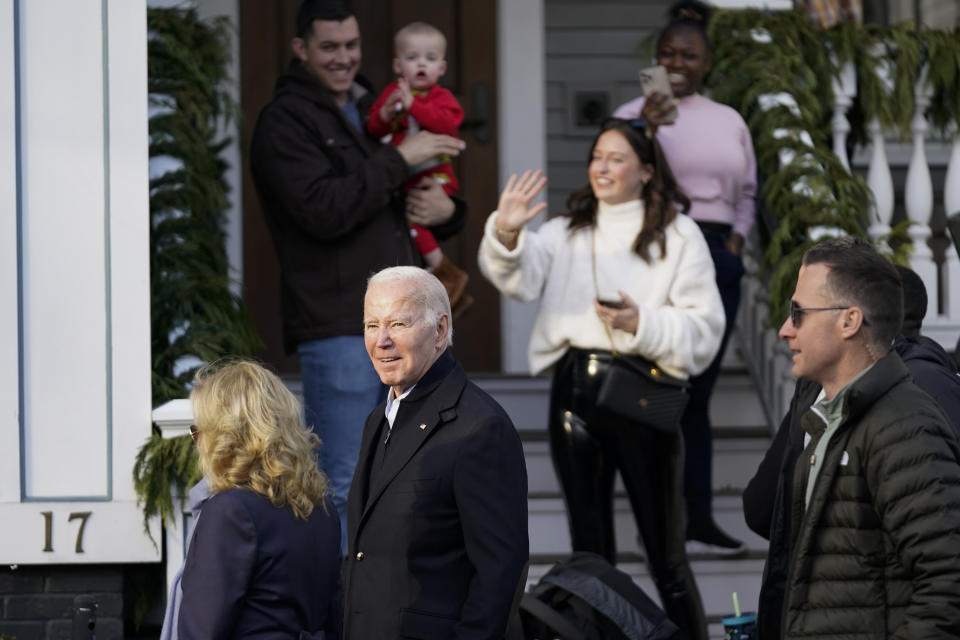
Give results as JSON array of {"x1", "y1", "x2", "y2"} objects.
[{"x1": 677, "y1": 8, "x2": 703, "y2": 21}]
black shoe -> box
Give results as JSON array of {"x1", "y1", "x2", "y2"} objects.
[{"x1": 685, "y1": 512, "x2": 746, "y2": 557}]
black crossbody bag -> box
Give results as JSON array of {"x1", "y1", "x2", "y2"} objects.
[{"x1": 591, "y1": 230, "x2": 689, "y2": 433}]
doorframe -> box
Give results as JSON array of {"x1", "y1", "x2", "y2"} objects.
[{"x1": 497, "y1": 0, "x2": 546, "y2": 373}]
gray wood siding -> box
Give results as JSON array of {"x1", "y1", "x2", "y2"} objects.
[{"x1": 545, "y1": 1, "x2": 670, "y2": 214}]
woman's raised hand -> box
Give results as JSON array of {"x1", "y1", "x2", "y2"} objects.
[{"x1": 495, "y1": 170, "x2": 548, "y2": 233}]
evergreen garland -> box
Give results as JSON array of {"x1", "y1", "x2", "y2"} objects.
[
  {"x1": 147, "y1": 7, "x2": 259, "y2": 406},
  {"x1": 133, "y1": 431, "x2": 201, "y2": 540},
  {"x1": 926, "y1": 27, "x2": 960, "y2": 135},
  {"x1": 134, "y1": 7, "x2": 259, "y2": 534},
  {"x1": 703, "y1": 9, "x2": 950, "y2": 323}
]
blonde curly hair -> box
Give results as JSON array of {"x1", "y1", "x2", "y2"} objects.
[{"x1": 190, "y1": 360, "x2": 330, "y2": 520}]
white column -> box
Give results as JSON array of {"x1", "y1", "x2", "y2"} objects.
[
  {"x1": 497, "y1": 0, "x2": 545, "y2": 373},
  {"x1": 831, "y1": 61, "x2": 856, "y2": 172},
  {"x1": 905, "y1": 67, "x2": 937, "y2": 319},
  {"x1": 1, "y1": 0, "x2": 158, "y2": 564},
  {"x1": 942, "y1": 130, "x2": 960, "y2": 321},
  {"x1": 154, "y1": 399, "x2": 194, "y2": 597}
]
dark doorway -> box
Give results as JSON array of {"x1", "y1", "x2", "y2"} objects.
[{"x1": 239, "y1": 0, "x2": 502, "y2": 374}]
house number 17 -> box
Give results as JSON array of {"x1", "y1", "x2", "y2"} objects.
[{"x1": 40, "y1": 511, "x2": 93, "y2": 553}]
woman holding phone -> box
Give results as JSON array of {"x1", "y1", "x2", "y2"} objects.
[
  {"x1": 478, "y1": 118, "x2": 723, "y2": 639},
  {"x1": 614, "y1": 0, "x2": 757, "y2": 555}
]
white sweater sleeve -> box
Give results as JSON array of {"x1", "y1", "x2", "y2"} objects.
[
  {"x1": 477, "y1": 212, "x2": 563, "y2": 303},
  {"x1": 622, "y1": 220, "x2": 725, "y2": 377}
]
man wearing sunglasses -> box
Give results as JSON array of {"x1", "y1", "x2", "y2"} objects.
[{"x1": 746, "y1": 237, "x2": 960, "y2": 638}]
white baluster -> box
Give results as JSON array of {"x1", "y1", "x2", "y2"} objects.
[
  {"x1": 942, "y1": 129, "x2": 960, "y2": 321},
  {"x1": 946, "y1": 129, "x2": 960, "y2": 216},
  {"x1": 866, "y1": 118, "x2": 895, "y2": 243},
  {"x1": 831, "y1": 61, "x2": 857, "y2": 172},
  {"x1": 866, "y1": 47, "x2": 894, "y2": 245},
  {"x1": 905, "y1": 65, "x2": 937, "y2": 320}
]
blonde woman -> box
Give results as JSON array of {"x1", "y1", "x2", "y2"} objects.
[{"x1": 178, "y1": 361, "x2": 341, "y2": 640}]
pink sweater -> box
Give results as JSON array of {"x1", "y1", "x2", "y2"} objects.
[{"x1": 613, "y1": 93, "x2": 757, "y2": 238}]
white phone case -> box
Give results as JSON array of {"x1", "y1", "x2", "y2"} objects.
[{"x1": 638, "y1": 65, "x2": 677, "y2": 124}]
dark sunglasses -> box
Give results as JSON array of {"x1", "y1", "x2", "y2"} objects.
[
  {"x1": 789, "y1": 300, "x2": 869, "y2": 329},
  {"x1": 189, "y1": 424, "x2": 199, "y2": 443}
]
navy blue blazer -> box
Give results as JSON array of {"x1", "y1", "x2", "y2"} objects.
[
  {"x1": 343, "y1": 350, "x2": 529, "y2": 639},
  {"x1": 179, "y1": 488, "x2": 342, "y2": 640}
]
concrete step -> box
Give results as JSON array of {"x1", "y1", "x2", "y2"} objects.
[
  {"x1": 528, "y1": 494, "x2": 768, "y2": 557},
  {"x1": 524, "y1": 434, "x2": 770, "y2": 498}
]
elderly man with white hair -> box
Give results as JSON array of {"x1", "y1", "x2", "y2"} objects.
[{"x1": 343, "y1": 266, "x2": 529, "y2": 640}]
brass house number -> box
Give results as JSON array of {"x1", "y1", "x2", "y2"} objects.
[{"x1": 40, "y1": 511, "x2": 93, "y2": 553}]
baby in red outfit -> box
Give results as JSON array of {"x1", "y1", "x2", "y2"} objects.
[{"x1": 367, "y1": 22, "x2": 470, "y2": 308}]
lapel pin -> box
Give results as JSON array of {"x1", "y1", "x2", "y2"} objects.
[{"x1": 419, "y1": 423, "x2": 427, "y2": 430}]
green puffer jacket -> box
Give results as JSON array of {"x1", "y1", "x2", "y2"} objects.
[{"x1": 783, "y1": 351, "x2": 960, "y2": 639}]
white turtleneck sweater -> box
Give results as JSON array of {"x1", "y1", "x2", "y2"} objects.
[{"x1": 478, "y1": 199, "x2": 725, "y2": 378}]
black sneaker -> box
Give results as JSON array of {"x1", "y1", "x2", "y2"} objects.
[{"x1": 685, "y1": 512, "x2": 747, "y2": 557}]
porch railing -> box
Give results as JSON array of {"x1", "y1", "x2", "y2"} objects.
[{"x1": 739, "y1": 57, "x2": 960, "y2": 431}]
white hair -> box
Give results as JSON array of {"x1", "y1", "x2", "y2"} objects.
[{"x1": 366, "y1": 266, "x2": 453, "y2": 346}]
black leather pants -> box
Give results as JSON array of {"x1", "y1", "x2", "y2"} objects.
[{"x1": 548, "y1": 348, "x2": 708, "y2": 640}]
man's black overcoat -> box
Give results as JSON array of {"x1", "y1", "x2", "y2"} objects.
[{"x1": 344, "y1": 350, "x2": 529, "y2": 639}]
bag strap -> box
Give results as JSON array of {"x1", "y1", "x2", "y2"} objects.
[
  {"x1": 590, "y1": 229, "x2": 620, "y2": 356},
  {"x1": 591, "y1": 230, "x2": 687, "y2": 388},
  {"x1": 519, "y1": 593, "x2": 589, "y2": 640}
]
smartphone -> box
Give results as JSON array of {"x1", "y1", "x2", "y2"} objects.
[
  {"x1": 638, "y1": 65, "x2": 677, "y2": 124},
  {"x1": 597, "y1": 297, "x2": 627, "y2": 310}
]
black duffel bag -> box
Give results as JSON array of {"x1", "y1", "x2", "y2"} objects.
[{"x1": 512, "y1": 552, "x2": 679, "y2": 640}]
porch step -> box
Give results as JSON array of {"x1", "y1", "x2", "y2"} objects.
[
  {"x1": 527, "y1": 494, "x2": 768, "y2": 557},
  {"x1": 524, "y1": 436, "x2": 770, "y2": 498},
  {"x1": 475, "y1": 349, "x2": 770, "y2": 639}
]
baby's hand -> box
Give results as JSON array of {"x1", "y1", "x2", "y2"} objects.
[{"x1": 397, "y1": 77, "x2": 415, "y2": 111}]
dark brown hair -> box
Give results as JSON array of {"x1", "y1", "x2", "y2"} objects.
[
  {"x1": 295, "y1": 0, "x2": 354, "y2": 40},
  {"x1": 564, "y1": 119, "x2": 690, "y2": 263},
  {"x1": 802, "y1": 236, "x2": 903, "y2": 348}
]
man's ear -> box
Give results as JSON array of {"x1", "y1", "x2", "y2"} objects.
[
  {"x1": 436, "y1": 313, "x2": 450, "y2": 349},
  {"x1": 291, "y1": 37, "x2": 308, "y2": 62},
  {"x1": 839, "y1": 306, "x2": 865, "y2": 339}
]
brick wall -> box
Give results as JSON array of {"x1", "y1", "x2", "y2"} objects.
[{"x1": 0, "y1": 566, "x2": 124, "y2": 640}]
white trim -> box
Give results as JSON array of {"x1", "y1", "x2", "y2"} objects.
[
  {"x1": 19, "y1": 0, "x2": 110, "y2": 499},
  {"x1": 197, "y1": 0, "x2": 243, "y2": 293},
  {"x1": 497, "y1": 0, "x2": 546, "y2": 374},
  {"x1": 0, "y1": 0, "x2": 20, "y2": 503},
  {"x1": 107, "y1": 0, "x2": 152, "y2": 504}
]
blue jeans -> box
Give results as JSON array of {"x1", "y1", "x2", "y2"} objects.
[
  {"x1": 681, "y1": 229, "x2": 744, "y2": 515},
  {"x1": 298, "y1": 336, "x2": 385, "y2": 553}
]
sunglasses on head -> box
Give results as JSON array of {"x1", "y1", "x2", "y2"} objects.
[
  {"x1": 789, "y1": 300, "x2": 869, "y2": 329},
  {"x1": 601, "y1": 117, "x2": 648, "y2": 133}
]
